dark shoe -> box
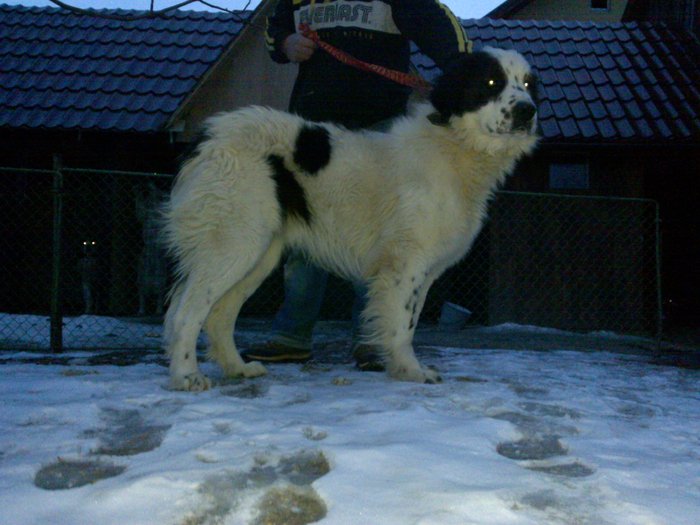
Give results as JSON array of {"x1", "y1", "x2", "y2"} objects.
[
  {"x1": 242, "y1": 341, "x2": 311, "y2": 363},
  {"x1": 353, "y1": 344, "x2": 385, "y2": 372}
]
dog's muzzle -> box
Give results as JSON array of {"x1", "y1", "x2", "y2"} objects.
[{"x1": 511, "y1": 101, "x2": 537, "y2": 132}]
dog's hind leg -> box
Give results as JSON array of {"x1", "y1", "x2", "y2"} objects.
[
  {"x1": 165, "y1": 276, "x2": 217, "y2": 392},
  {"x1": 205, "y1": 237, "x2": 284, "y2": 379},
  {"x1": 363, "y1": 265, "x2": 441, "y2": 384},
  {"x1": 165, "y1": 240, "x2": 279, "y2": 391}
]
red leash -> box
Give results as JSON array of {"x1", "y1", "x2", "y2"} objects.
[{"x1": 298, "y1": 24, "x2": 432, "y2": 94}]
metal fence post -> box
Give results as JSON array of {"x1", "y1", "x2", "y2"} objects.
[
  {"x1": 654, "y1": 202, "x2": 664, "y2": 350},
  {"x1": 50, "y1": 155, "x2": 64, "y2": 352}
]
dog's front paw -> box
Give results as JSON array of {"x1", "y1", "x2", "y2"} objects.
[
  {"x1": 388, "y1": 364, "x2": 442, "y2": 384},
  {"x1": 169, "y1": 372, "x2": 212, "y2": 392},
  {"x1": 422, "y1": 366, "x2": 442, "y2": 384},
  {"x1": 242, "y1": 361, "x2": 267, "y2": 378}
]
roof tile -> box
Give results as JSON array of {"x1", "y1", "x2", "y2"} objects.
[
  {"x1": 580, "y1": 84, "x2": 600, "y2": 102},
  {"x1": 558, "y1": 117, "x2": 579, "y2": 138},
  {"x1": 538, "y1": 100, "x2": 554, "y2": 119},
  {"x1": 552, "y1": 101, "x2": 573, "y2": 119},
  {"x1": 633, "y1": 119, "x2": 655, "y2": 138},
  {"x1": 589, "y1": 68, "x2": 609, "y2": 85},
  {"x1": 543, "y1": 84, "x2": 566, "y2": 102},
  {"x1": 539, "y1": 118, "x2": 560, "y2": 137},
  {"x1": 0, "y1": 4, "x2": 246, "y2": 132},
  {"x1": 624, "y1": 100, "x2": 644, "y2": 119},
  {"x1": 654, "y1": 119, "x2": 674, "y2": 138},
  {"x1": 572, "y1": 68, "x2": 592, "y2": 85},
  {"x1": 595, "y1": 119, "x2": 618, "y2": 138},
  {"x1": 588, "y1": 101, "x2": 607, "y2": 119},
  {"x1": 578, "y1": 119, "x2": 598, "y2": 138},
  {"x1": 570, "y1": 100, "x2": 590, "y2": 120},
  {"x1": 581, "y1": 54, "x2": 601, "y2": 70},
  {"x1": 566, "y1": 54, "x2": 585, "y2": 70},
  {"x1": 562, "y1": 84, "x2": 583, "y2": 101},
  {"x1": 597, "y1": 85, "x2": 617, "y2": 102},
  {"x1": 4, "y1": 6, "x2": 700, "y2": 144},
  {"x1": 614, "y1": 119, "x2": 636, "y2": 138},
  {"x1": 530, "y1": 53, "x2": 552, "y2": 70},
  {"x1": 605, "y1": 100, "x2": 626, "y2": 119},
  {"x1": 538, "y1": 68, "x2": 559, "y2": 85},
  {"x1": 607, "y1": 69, "x2": 626, "y2": 86},
  {"x1": 615, "y1": 84, "x2": 634, "y2": 102}
]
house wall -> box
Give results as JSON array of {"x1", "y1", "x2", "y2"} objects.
[
  {"x1": 507, "y1": 0, "x2": 629, "y2": 22},
  {"x1": 505, "y1": 147, "x2": 645, "y2": 197},
  {"x1": 623, "y1": 0, "x2": 700, "y2": 31},
  {"x1": 642, "y1": 147, "x2": 700, "y2": 328},
  {"x1": 174, "y1": 14, "x2": 298, "y2": 141}
]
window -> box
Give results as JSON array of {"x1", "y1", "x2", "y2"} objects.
[
  {"x1": 590, "y1": 0, "x2": 610, "y2": 10},
  {"x1": 549, "y1": 163, "x2": 590, "y2": 190}
]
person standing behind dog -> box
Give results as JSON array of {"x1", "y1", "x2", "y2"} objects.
[{"x1": 243, "y1": 0, "x2": 472, "y2": 369}]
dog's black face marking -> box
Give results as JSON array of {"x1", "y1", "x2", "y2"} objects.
[
  {"x1": 293, "y1": 124, "x2": 331, "y2": 175},
  {"x1": 267, "y1": 155, "x2": 311, "y2": 224},
  {"x1": 430, "y1": 52, "x2": 508, "y2": 121}
]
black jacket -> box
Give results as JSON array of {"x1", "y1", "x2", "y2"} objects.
[{"x1": 265, "y1": 0, "x2": 471, "y2": 128}]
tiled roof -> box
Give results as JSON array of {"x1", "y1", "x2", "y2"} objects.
[
  {"x1": 413, "y1": 18, "x2": 700, "y2": 144},
  {"x1": 0, "y1": 4, "x2": 248, "y2": 132},
  {"x1": 3, "y1": 5, "x2": 700, "y2": 143}
]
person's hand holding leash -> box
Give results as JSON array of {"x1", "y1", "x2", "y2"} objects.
[{"x1": 283, "y1": 33, "x2": 316, "y2": 62}]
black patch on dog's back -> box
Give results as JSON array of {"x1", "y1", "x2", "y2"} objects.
[
  {"x1": 430, "y1": 52, "x2": 508, "y2": 121},
  {"x1": 267, "y1": 154, "x2": 311, "y2": 224},
  {"x1": 293, "y1": 125, "x2": 331, "y2": 175}
]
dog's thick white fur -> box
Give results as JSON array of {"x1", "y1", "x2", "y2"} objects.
[{"x1": 163, "y1": 47, "x2": 539, "y2": 391}]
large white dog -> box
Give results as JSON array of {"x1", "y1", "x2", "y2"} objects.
[{"x1": 163, "y1": 47, "x2": 539, "y2": 391}]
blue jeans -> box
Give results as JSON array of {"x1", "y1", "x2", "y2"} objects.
[
  {"x1": 270, "y1": 118, "x2": 393, "y2": 350},
  {"x1": 270, "y1": 253, "x2": 367, "y2": 350}
]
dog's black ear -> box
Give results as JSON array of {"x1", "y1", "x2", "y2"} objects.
[
  {"x1": 429, "y1": 54, "x2": 476, "y2": 123},
  {"x1": 429, "y1": 52, "x2": 506, "y2": 124}
]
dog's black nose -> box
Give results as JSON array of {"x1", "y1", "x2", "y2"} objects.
[{"x1": 512, "y1": 101, "x2": 536, "y2": 131}]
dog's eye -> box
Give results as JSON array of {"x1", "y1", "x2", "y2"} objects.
[{"x1": 488, "y1": 79, "x2": 495, "y2": 87}]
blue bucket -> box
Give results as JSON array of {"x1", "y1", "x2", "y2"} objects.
[{"x1": 438, "y1": 301, "x2": 472, "y2": 330}]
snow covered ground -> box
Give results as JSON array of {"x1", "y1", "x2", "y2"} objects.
[{"x1": 0, "y1": 320, "x2": 699, "y2": 524}]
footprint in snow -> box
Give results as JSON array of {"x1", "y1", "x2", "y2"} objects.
[
  {"x1": 34, "y1": 400, "x2": 180, "y2": 490},
  {"x1": 183, "y1": 450, "x2": 330, "y2": 525},
  {"x1": 497, "y1": 435, "x2": 568, "y2": 461},
  {"x1": 527, "y1": 461, "x2": 595, "y2": 478},
  {"x1": 34, "y1": 458, "x2": 125, "y2": 490}
]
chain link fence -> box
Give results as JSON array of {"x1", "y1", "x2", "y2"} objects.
[{"x1": 0, "y1": 166, "x2": 661, "y2": 351}]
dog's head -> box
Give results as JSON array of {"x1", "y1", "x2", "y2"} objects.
[{"x1": 429, "y1": 47, "x2": 539, "y2": 154}]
